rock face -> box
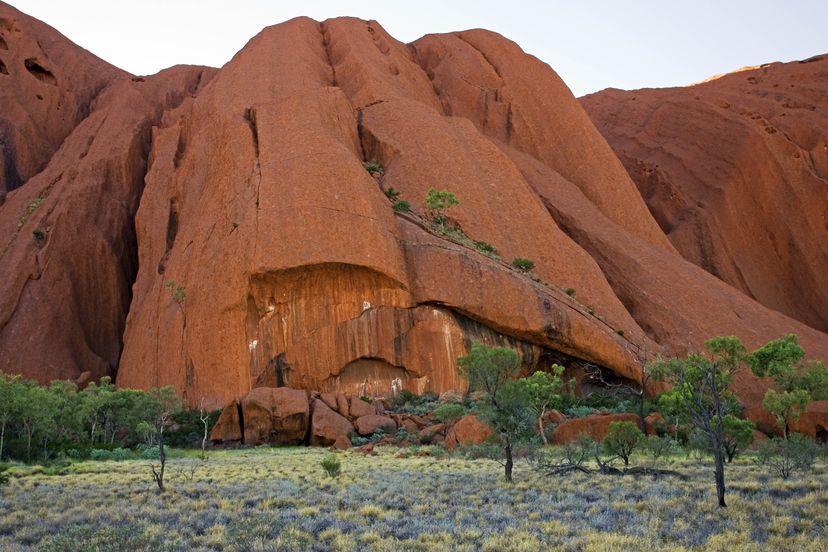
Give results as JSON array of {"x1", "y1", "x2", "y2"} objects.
[
  {"x1": 444, "y1": 414, "x2": 493, "y2": 449},
  {"x1": 0, "y1": 7, "x2": 826, "y2": 429},
  {"x1": 550, "y1": 413, "x2": 641, "y2": 444},
  {"x1": 582, "y1": 56, "x2": 828, "y2": 332},
  {"x1": 240, "y1": 387, "x2": 309, "y2": 445}
]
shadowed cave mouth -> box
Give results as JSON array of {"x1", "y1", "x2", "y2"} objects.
[{"x1": 24, "y1": 58, "x2": 57, "y2": 85}]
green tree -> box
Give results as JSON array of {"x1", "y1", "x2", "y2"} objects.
[
  {"x1": 145, "y1": 387, "x2": 182, "y2": 492},
  {"x1": 513, "y1": 367, "x2": 565, "y2": 445},
  {"x1": 425, "y1": 188, "x2": 459, "y2": 231},
  {"x1": 0, "y1": 373, "x2": 23, "y2": 460},
  {"x1": 721, "y1": 414, "x2": 754, "y2": 463},
  {"x1": 746, "y1": 334, "x2": 828, "y2": 439},
  {"x1": 602, "y1": 421, "x2": 644, "y2": 466},
  {"x1": 651, "y1": 335, "x2": 745, "y2": 507},
  {"x1": 458, "y1": 343, "x2": 535, "y2": 482}
]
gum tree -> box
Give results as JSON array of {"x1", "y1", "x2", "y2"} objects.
[
  {"x1": 746, "y1": 334, "x2": 828, "y2": 439},
  {"x1": 651, "y1": 336, "x2": 744, "y2": 507},
  {"x1": 458, "y1": 343, "x2": 535, "y2": 482}
]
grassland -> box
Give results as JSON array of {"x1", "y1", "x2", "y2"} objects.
[{"x1": 1, "y1": 447, "x2": 826, "y2": 551}]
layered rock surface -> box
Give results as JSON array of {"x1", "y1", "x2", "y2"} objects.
[
  {"x1": 582, "y1": 56, "x2": 828, "y2": 332},
  {"x1": 0, "y1": 8, "x2": 825, "y2": 427}
]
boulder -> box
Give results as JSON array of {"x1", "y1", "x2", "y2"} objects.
[
  {"x1": 335, "y1": 394, "x2": 350, "y2": 418},
  {"x1": 542, "y1": 409, "x2": 566, "y2": 425},
  {"x1": 644, "y1": 412, "x2": 665, "y2": 436},
  {"x1": 790, "y1": 400, "x2": 828, "y2": 442},
  {"x1": 550, "y1": 413, "x2": 640, "y2": 444},
  {"x1": 349, "y1": 397, "x2": 375, "y2": 418},
  {"x1": 210, "y1": 401, "x2": 242, "y2": 442},
  {"x1": 419, "y1": 423, "x2": 446, "y2": 441},
  {"x1": 241, "y1": 387, "x2": 309, "y2": 445},
  {"x1": 320, "y1": 393, "x2": 338, "y2": 411},
  {"x1": 354, "y1": 414, "x2": 396, "y2": 436},
  {"x1": 444, "y1": 414, "x2": 493, "y2": 449},
  {"x1": 311, "y1": 399, "x2": 354, "y2": 447}
]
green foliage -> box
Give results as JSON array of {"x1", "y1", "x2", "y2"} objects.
[
  {"x1": 757, "y1": 434, "x2": 821, "y2": 479},
  {"x1": 563, "y1": 287, "x2": 576, "y2": 297},
  {"x1": 320, "y1": 454, "x2": 342, "y2": 478},
  {"x1": 602, "y1": 421, "x2": 644, "y2": 466},
  {"x1": 90, "y1": 448, "x2": 130, "y2": 462},
  {"x1": 0, "y1": 464, "x2": 8, "y2": 486},
  {"x1": 433, "y1": 403, "x2": 467, "y2": 424},
  {"x1": 0, "y1": 370, "x2": 201, "y2": 464},
  {"x1": 458, "y1": 343, "x2": 538, "y2": 481},
  {"x1": 425, "y1": 188, "x2": 459, "y2": 212},
  {"x1": 364, "y1": 161, "x2": 384, "y2": 174},
  {"x1": 32, "y1": 228, "x2": 46, "y2": 242},
  {"x1": 473, "y1": 240, "x2": 500, "y2": 260},
  {"x1": 164, "y1": 279, "x2": 186, "y2": 304},
  {"x1": 722, "y1": 414, "x2": 754, "y2": 463},
  {"x1": 384, "y1": 187, "x2": 399, "y2": 199},
  {"x1": 392, "y1": 199, "x2": 410, "y2": 213},
  {"x1": 643, "y1": 434, "x2": 680, "y2": 467},
  {"x1": 511, "y1": 258, "x2": 535, "y2": 272},
  {"x1": 17, "y1": 197, "x2": 44, "y2": 230},
  {"x1": 746, "y1": 334, "x2": 827, "y2": 437},
  {"x1": 616, "y1": 329, "x2": 625, "y2": 337},
  {"x1": 389, "y1": 390, "x2": 440, "y2": 415}
]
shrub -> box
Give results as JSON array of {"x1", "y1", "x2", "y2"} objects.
[
  {"x1": 616, "y1": 329, "x2": 625, "y2": 337},
  {"x1": 90, "y1": 449, "x2": 112, "y2": 461},
  {"x1": 757, "y1": 434, "x2": 820, "y2": 479},
  {"x1": 348, "y1": 433, "x2": 370, "y2": 447},
  {"x1": 602, "y1": 421, "x2": 644, "y2": 466},
  {"x1": 364, "y1": 162, "x2": 384, "y2": 174},
  {"x1": 473, "y1": 240, "x2": 500, "y2": 259},
  {"x1": 563, "y1": 287, "x2": 576, "y2": 297},
  {"x1": 511, "y1": 258, "x2": 535, "y2": 272},
  {"x1": 32, "y1": 228, "x2": 46, "y2": 242},
  {"x1": 320, "y1": 454, "x2": 342, "y2": 478},
  {"x1": 643, "y1": 434, "x2": 679, "y2": 466},
  {"x1": 0, "y1": 464, "x2": 9, "y2": 487},
  {"x1": 140, "y1": 446, "x2": 160, "y2": 460},
  {"x1": 384, "y1": 187, "x2": 399, "y2": 199},
  {"x1": 392, "y1": 200, "x2": 410, "y2": 213},
  {"x1": 433, "y1": 403, "x2": 467, "y2": 424}
]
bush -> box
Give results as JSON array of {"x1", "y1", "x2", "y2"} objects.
[
  {"x1": 392, "y1": 199, "x2": 410, "y2": 213},
  {"x1": 511, "y1": 258, "x2": 535, "y2": 272},
  {"x1": 348, "y1": 433, "x2": 370, "y2": 447},
  {"x1": 32, "y1": 228, "x2": 46, "y2": 242},
  {"x1": 384, "y1": 187, "x2": 399, "y2": 199},
  {"x1": 602, "y1": 421, "x2": 644, "y2": 466},
  {"x1": 433, "y1": 403, "x2": 467, "y2": 424},
  {"x1": 473, "y1": 240, "x2": 500, "y2": 260},
  {"x1": 0, "y1": 464, "x2": 9, "y2": 487},
  {"x1": 140, "y1": 446, "x2": 161, "y2": 460},
  {"x1": 757, "y1": 434, "x2": 820, "y2": 479},
  {"x1": 364, "y1": 162, "x2": 384, "y2": 174},
  {"x1": 320, "y1": 454, "x2": 342, "y2": 478},
  {"x1": 563, "y1": 287, "x2": 576, "y2": 297},
  {"x1": 91, "y1": 448, "x2": 131, "y2": 461}
]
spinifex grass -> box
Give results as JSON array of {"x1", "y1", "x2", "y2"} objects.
[{"x1": 0, "y1": 447, "x2": 825, "y2": 551}]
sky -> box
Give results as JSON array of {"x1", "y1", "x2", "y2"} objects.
[{"x1": 9, "y1": 0, "x2": 828, "y2": 97}]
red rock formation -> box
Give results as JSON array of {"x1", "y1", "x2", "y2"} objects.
[
  {"x1": 0, "y1": 2, "x2": 126, "y2": 200},
  {"x1": 0, "y1": 8, "x2": 824, "y2": 433},
  {"x1": 550, "y1": 413, "x2": 641, "y2": 444},
  {"x1": 444, "y1": 414, "x2": 493, "y2": 449},
  {"x1": 240, "y1": 387, "x2": 309, "y2": 445},
  {"x1": 310, "y1": 398, "x2": 354, "y2": 446},
  {"x1": 582, "y1": 57, "x2": 828, "y2": 332},
  {"x1": 354, "y1": 414, "x2": 396, "y2": 436}
]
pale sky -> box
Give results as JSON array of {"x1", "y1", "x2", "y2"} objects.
[{"x1": 9, "y1": 0, "x2": 828, "y2": 97}]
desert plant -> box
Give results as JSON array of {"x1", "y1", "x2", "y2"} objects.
[
  {"x1": 433, "y1": 403, "x2": 467, "y2": 424},
  {"x1": 320, "y1": 454, "x2": 342, "y2": 478},
  {"x1": 757, "y1": 434, "x2": 820, "y2": 479},
  {"x1": 511, "y1": 258, "x2": 535, "y2": 272},
  {"x1": 602, "y1": 421, "x2": 644, "y2": 466},
  {"x1": 563, "y1": 287, "x2": 576, "y2": 297},
  {"x1": 721, "y1": 414, "x2": 754, "y2": 463},
  {"x1": 364, "y1": 161, "x2": 384, "y2": 174},
  {"x1": 32, "y1": 228, "x2": 46, "y2": 242},
  {"x1": 392, "y1": 199, "x2": 410, "y2": 213},
  {"x1": 425, "y1": 188, "x2": 459, "y2": 230},
  {"x1": 164, "y1": 280, "x2": 186, "y2": 305},
  {"x1": 384, "y1": 187, "x2": 399, "y2": 199}
]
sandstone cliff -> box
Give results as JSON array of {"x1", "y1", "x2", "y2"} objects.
[
  {"x1": 582, "y1": 56, "x2": 828, "y2": 333},
  {"x1": 1, "y1": 6, "x2": 825, "y2": 421}
]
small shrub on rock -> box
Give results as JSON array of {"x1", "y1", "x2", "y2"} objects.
[
  {"x1": 511, "y1": 258, "x2": 535, "y2": 272},
  {"x1": 392, "y1": 199, "x2": 410, "y2": 213},
  {"x1": 364, "y1": 162, "x2": 384, "y2": 174}
]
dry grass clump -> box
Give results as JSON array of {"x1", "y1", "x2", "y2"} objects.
[{"x1": 0, "y1": 447, "x2": 825, "y2": 550}]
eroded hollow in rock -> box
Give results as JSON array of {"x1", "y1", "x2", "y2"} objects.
[
  {"x1": 24, "y1": 57, "x2": 56, "y2": 85},
  {"x1": 0, "y1": 58, "x2": 7, "y2": 75}
]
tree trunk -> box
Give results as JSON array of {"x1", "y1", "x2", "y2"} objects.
[
  {"x1": 153, "y1": 426, "x2": 167, "y2": 492},
  {"x1": 637, "y1": 393, "x2": 646, "y2": 433},
  {"x1": 538, "y1": 408, "x2": 548, "y2": 446},
  {"x1": 504, "y1": 441, "x2": 513, "y2": 483},
  {"x1": 0, "y1": 420, "x2": 5, "y2": 460},
  {"x1": 713, "y1": 447, "x2": 726, "y2": 507}
]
